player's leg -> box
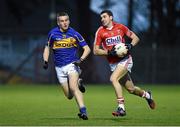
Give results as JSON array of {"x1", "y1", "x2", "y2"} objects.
[
  {"x1": 55, "y1": 67, "x2": 73, "y2": 99},
  {"x1": 121, "y1": 73, "x2": 155, "y2": 109},
  {"x1": 60, "y1": 82, "x2": 73, "y2": 99},
  {"x1": 120, "y1": 73, "x2": 143, "y2": 96},
  {"x1": 55, "y1": 65, "x2": 88, "y2": 120},
  {"x1": 110, "y1": 55, "x2": 134, "y2": 116},
  {"x1": 110, "y1": 64, "x2": 128, "y2": 116},
  {"x1": 72, "y1": 65, "x2": 86, "y2": 93},
  {"x1": 68, "y1": 72, "x2": 88, "y2": 120}
]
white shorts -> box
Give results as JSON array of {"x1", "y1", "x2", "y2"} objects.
[
  {"x1": 55, "y1": 63, "x2": 81, "y2": 84},
  {"x1": 109, "y1": 55, "x2": 133, "y2": 72}
]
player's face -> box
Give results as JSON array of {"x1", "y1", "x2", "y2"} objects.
[
  {"x1": 57, "y1": 15, "x2": 70, "y2": 31},
  {"x1": 100, "y1": 13, "x2": 113, "y2": 27}
]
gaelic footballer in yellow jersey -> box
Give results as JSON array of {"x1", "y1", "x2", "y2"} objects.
[
  {"x1": 43, "y1": 12, "x2": 90, "y2": 120},
  {"x1": 47, "y1": 27, "x2": 87, "y2": 67}
]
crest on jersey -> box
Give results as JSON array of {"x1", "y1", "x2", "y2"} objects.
[{"x1": 62, "y1": 34, "x2": 66, "y2": 39}]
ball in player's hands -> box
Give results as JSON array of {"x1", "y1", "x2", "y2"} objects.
[{"x1": 115, "y1": 43, "x2": 128, "y2": 57}]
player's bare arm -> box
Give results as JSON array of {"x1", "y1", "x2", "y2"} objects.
[
  {"x1": 43, "y1": 44, "x2": 50, "y2": 69},
  {"x1": 93, "y1": 44, "x2": 108, "y2": 56},
  {"x1": 81, "y1": 45, "x2": 91, "y2": 60},
  {"x1": 73, "y1": 45, "x2": 91, "y2": 66},
  {"x1": 43, "y1": 44, "x2": 50, "y2": 62},
  {"x1": 128, "y1": 32, "x2": 140, "y2": 46}
]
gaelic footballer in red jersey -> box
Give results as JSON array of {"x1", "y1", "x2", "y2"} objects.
[
  {"x1": 93, "y1": 10, "x2": 156, "y2": 117},
  {"x1": 94, "y1": 22, "x2": 133, "y2": 63}
]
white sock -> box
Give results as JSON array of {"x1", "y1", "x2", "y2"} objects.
[
  {"x1": 117, "y1": 97, "x2": 125, "y2": 110},
  {"x1": 142, "y1": 91, "x2": 151, "y2": 99},
  {"x1": 118, "y1": 104, "x2": 125, "y2": 110}
]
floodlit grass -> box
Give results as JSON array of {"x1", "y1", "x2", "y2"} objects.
[{"x1": 0, "y1": 84, "x2": 180, "y2": 126}]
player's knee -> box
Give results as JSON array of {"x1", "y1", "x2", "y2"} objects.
[
  {"x1": 69, "y1": 86, "x2": 75, "y2": 93},
  {"x1": 126, "y1": 87, "x2": 135, "y2": 94},
  {"x1": 110, "y1": 76, "x2": 118, "y2": 83}
]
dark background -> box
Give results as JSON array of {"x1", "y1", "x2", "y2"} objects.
[{"x1": 0, "y1": 0, "x2": 180, "y2": 85}]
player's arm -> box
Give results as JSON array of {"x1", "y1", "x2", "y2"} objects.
[
  {"x1": 128, "y1": 31, "x2": 140, "y2": 47},
  {"x1": 73, "y1": 45, "x2": 91, "y2": 66},
  {"x1": 93, "y1": 36, "x2": 117, "y2": 56},
  {"x1": 125, "y1": 31, "x2": 140, "y2": 51},
  {"x1": 94, "y1": 44, "x2": 117, "y2": 57},
  {"x1": 43, "y1": 45, "x2": 50, "y2": 62},
  {"x1": 80, "y1": 45, "x2": 91, "y2": 61},
  {"x1": 93, "y1": 29, "x2": 109, "y2": 56},
  {"x1": 43, "y1": 43, "x2": 50, "y2": 69},
  {"x1": 93, "y1": 44, "x2": 108, "y2": 56}
]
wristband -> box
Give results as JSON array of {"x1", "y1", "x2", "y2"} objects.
[{"x1": 80, "y1": 58, "x2": 84, "y2": 61}]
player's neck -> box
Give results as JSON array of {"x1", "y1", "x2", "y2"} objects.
[
  {"x1": 60, "y1": 28, "x2": 68, "y2": 32},
  {"x1": 106, "y1": 22, "x2": 113, "y2": 30}
]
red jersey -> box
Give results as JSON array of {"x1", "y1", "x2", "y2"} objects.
[{"x1": 94, "y1": 22, "x2": 132, "y2": 63}]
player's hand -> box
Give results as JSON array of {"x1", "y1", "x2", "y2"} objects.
[
  {"x1": 125, "y1": 43, "x2": 133, "y2": 51},
  {"x1": 43, "y1": 61, "x2": 48, "y2": 70},
  {"x1": 108, "y1": 46, "x2": 117, "y2": 57},
  {"x1": 73, "y1": 58, "x2": 83, "y2": 66}
]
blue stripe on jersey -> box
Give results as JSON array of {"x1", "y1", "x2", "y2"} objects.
[{"x1": 47, "y1": 27, "x2": 87, "y2": 67}]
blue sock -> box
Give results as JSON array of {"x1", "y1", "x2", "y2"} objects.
[{"x1": 80, "y1": 107, "x2": 87, "y2": 114}]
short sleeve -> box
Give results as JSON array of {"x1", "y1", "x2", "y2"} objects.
[
  {"x1": 120, "y1": 24, "x2": 132, "y2": 37},
  {"x1": 94, "y1": 28, "x2": 102, "y2": 46},
  {"x1": 46, "y1": 32, "x2": 54, "y2": 47},
  {"x1": 74, "y1": 32, "x2": 87, "y2": 47}
]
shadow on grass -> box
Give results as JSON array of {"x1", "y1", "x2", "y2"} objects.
[
  {"x1": 42, "y1": 116, "x2": 130, "y2": 122},
  {"x1": 101, "y1": 117, "x2": 130, "y2": 122},
  {"x1": 42, "y1": 117, "x2": 77, "y2": 120}
]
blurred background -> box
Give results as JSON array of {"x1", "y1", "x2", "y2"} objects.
[{"x1": 0, "y1": 0, "x2": 180, "y2": 85}]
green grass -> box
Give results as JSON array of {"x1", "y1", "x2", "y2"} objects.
[{"x1": 0, "y1": 84, "x2": 180, "y2": 126}]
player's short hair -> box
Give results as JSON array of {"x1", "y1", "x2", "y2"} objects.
[
  {"x1": 100, "y1": 10, "x2": 113, "y2": 17},
  {"x1": 57, "y1": 12, "x2": 69, "y2": 17}
]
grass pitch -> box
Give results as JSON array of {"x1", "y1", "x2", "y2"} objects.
[{"x1": 0, "y1": 84, "x2": 180, "y2": 126}]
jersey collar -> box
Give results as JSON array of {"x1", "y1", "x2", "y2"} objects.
[{"x1": 106, "y1": 21, "x2": 116, "y2": 30}]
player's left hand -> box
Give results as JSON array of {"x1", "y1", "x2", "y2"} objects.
[
  {"x1": 73, "y1": 59, "x2": 83, "y2": 66},
  {"x1": 125, "y1": 43, "x2": 133, "y2": 51}
]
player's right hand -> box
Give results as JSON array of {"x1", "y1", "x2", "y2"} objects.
[
  {"x1": 43, "y1": 61, "x2": 48, "y2": 70},
  {"x1": 108, "y1": 46, "x2": 117, "y2": 57}
]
